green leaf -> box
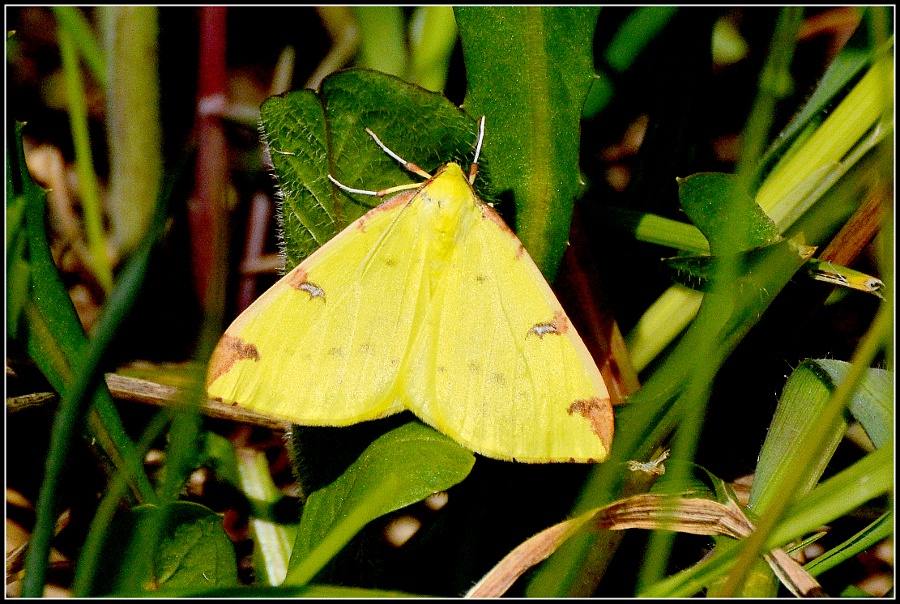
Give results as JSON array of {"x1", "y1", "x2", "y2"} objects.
[
  {"x1": 201, "y1": 431, "x2": 240, "y2": 489},
  {"x1": 604, "y1": 7, "x2": 678, "y2": 72},
  {"x1": 287, "y1": 418, "x2": 412, "y2": 500},
  {"x1": 6, "y1": 239, "x2": 29, "y2": 336},
  {"x1": 6, "y1": 167, "x2": 29, "y2": 334},
  {"x1": 667, "y1": 172, "x2": 813, "y2": 309},
  {"x1": 755, "y1": 52, "x2": 893, "y2": 227},
  {"x1": 259, "y1": 69, "x2": 483, "y2": 270},
  {"x1": 773, "y1": 445, "x2": 892, "y2": 558},
  {"x1": 18, "y1": 116, "x2": 177, "y2": 595},
  {"x1": 586, "y1": 7, "x2": 681, "y2": 119},
  {"x1": 148, "y1": 503, "x2": 238, "y2": 592},
  {"x1": 678, "y1": 172, "x2": 780, "y2": 256},
  {"x1": 456, "y1": 6, "x2": 600, "y2": 280},
  {"x1": 95, "y1": 502, "x2": 239, "y2": 595},
  {"x1": 748, "y1": 361, "x2": 845, "y2": 517},
  {"x1": 56, "y1": 14, "x2": 113, "y2": 291},
  {"x1": 734, "y1": 7, "x2": 804, "y2": 180},
  {"x1": 284, "y1": 420, "x2": 475, "y2": 586},
  {"x1": 811, "y1": 359, "x2": 893, "y2": 449},
  {"x1": 749, "y1": 359, "x2": 892, "y2": 518}
]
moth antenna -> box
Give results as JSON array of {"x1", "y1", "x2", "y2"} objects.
[
  {"x1": 469, "y1": 115, "x2": 486, "y2": 184},
  {"x1": 328, "y1": 173, "x2": 421, "y2": 198},
  {"x1": 473, "y1": 116, "x2": 486, "y2": 165},
  {"x1": 327, "y1": 173, "x2": 379, "y2": 196},
  {"x1": 365, "y1": 128, "x2": 432, "y2": 179}
]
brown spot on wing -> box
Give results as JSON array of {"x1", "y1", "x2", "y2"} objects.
[
  {"x1": 528, "y1": 311, "x2": 569, "y2": 338},
  {"x1": 285, "y1": 267, "x2": 310, "y2": 289},
  {"x1": 568, "y1": 397, "x2": 614, "y2": 451},
  {"x1": 207, "y1": 334, "x2": 260, "y2": 386},
  {"x1": 285, "y1": 268, "x2": 325, "y2": 300}
]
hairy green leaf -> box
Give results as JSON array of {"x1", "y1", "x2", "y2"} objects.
[{"x1": 259, "y1": 69, "x2": 484, "y2": 270}]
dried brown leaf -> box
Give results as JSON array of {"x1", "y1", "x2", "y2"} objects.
[{"x1": 467, "y1": 492, "x2": 823, "y2": 598}]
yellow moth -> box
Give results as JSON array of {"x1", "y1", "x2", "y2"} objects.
[{"x1": 207, "y1": 117, "x2": 614, "y2": 462}]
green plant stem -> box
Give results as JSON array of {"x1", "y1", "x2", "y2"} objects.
[
  {"x1": 53, "y1": 7, "x2": 107, "y2": 88},
  {"x1": 102, "y1": 6, "x2": 162, "y2": 255},
  {"x1": 408, "y1": 6, "x2": 457, "y2": 92},
  {"x1": 18, "y1": 129, "x2": 179, "y2": 599},
  {"x1": 21, "y1": 211, "x2": 158, "y2": 596},
  {"x1": 636, "y1": 299, "x2": 728, "y2": 589},
  {"x1": 237, "y1": 448, "x2": 295, "y2": 586},
  {"x1": 71, "y1": 411, "x2": 171, "y2": 596},
  {"x1": 638, "y1": 178, "x2": 749, "y2": 587},
  {"x1": 736, "y1": 7, "x2": 804, "y2": 182},
  {"x1": 57, "y1": 19, "x2": 113, "y2": 293},
  {"x1": 601, "y1": 207, "x2": 709, "y2": 253},
  {"x1": 353, "y1": 7, "x2": 407, "y2": 77}
]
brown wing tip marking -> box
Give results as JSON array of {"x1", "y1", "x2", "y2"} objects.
[
  {"x1": 479, "y1": 202, "x2": 530, "y2": 261},
  {"x1": 286, "y1": 268, "x2": 325, "y2": 300},
  {"x1": 528, "y1": 311, "x2": 569, "y2": 338},
  {"x1": 481, "y1": 203, "x2": 517, "y2": 236},
  {"x1": 568, "y1": 397, "x2": 614, "y2": 450},
  {"x1": 207, "y1": 334, "x2": 260, "y2": 385}
]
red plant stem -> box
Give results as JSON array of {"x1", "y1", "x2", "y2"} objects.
[
  {"x1": 817, "y1": 186, "x2": 886, "y2": 266},
  {"x1": 190, "y1": 6, "x2": 228, "y2": 311}
]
